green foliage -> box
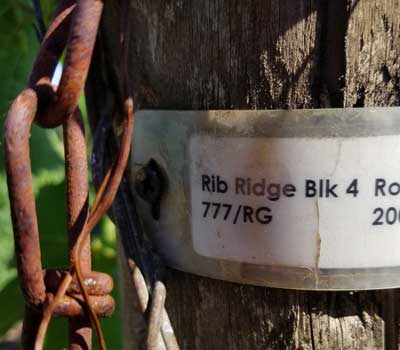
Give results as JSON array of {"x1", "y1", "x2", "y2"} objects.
[
  {"x1": 0, "y1": 1, "x2": 121, "y2": 348},
  {"x1": 0, "y1": 278, "x2": 23, "y2": 336}
]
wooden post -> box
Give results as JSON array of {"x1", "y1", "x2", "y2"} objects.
[{"x1": 86, "y1": 1, "x2": 400, "y2": 348}]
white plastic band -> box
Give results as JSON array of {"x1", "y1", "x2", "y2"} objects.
[{"x1": 131, "y1": 108, "x2": 400, "y2": 290}]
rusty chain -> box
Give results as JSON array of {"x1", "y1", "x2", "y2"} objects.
[
  {"x1": 4, "y1": 0, "x2": 180, "y2": 349},
  {"x1": 4, "y1": 0, "x2": 128, "y2": 349}
]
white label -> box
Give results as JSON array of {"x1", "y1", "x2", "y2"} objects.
[{"x1": 190, "y1": 135, "x2": 400, "y2": 269}]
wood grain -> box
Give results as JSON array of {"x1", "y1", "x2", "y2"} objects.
[{"x1": 86, "y1": 1, "x2": 400, "y2": 348}]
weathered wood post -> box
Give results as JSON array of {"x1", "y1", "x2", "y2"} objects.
[{"x1": 86, "y1": 1, "x2": 400, "y2": 349}]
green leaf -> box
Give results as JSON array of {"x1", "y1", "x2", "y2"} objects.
[
  {"x1": 0, "y1": 174, "x2": 16, "y2": 290},
  {"x1": 0, "y1": 278, "x2": 23, "y2": 336},
  {"x1": 36, "y1": 182, "x2": 68, "y2": 268}
]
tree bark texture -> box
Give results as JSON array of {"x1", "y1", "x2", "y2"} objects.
[{"x1": 86, "y1": 1, "x2": 400, "y2": 349}]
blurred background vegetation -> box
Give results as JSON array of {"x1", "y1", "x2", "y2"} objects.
[{"x1": 0, "y1": 1, "x2": 121, "y2": 348}]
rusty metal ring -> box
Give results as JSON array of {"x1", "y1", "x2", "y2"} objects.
[
  {"x1": 44, "y1": 269, "x2": 114, "y2": 296},
  {"x1": 4, "y1": 89, "x2": 46, "y2": 309},
  {"x1": 4, "y1": 89, "x2": 114, "y2": 310},
  {"x1": 47, "y1": 293, "x2": 115, "y2": 318},
  {"x1": 31, "y1": 0, "x2": 104, "y2": 128},
  {"x1": 29, "y1": 0, "x2": 77, "y2": 88}
]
